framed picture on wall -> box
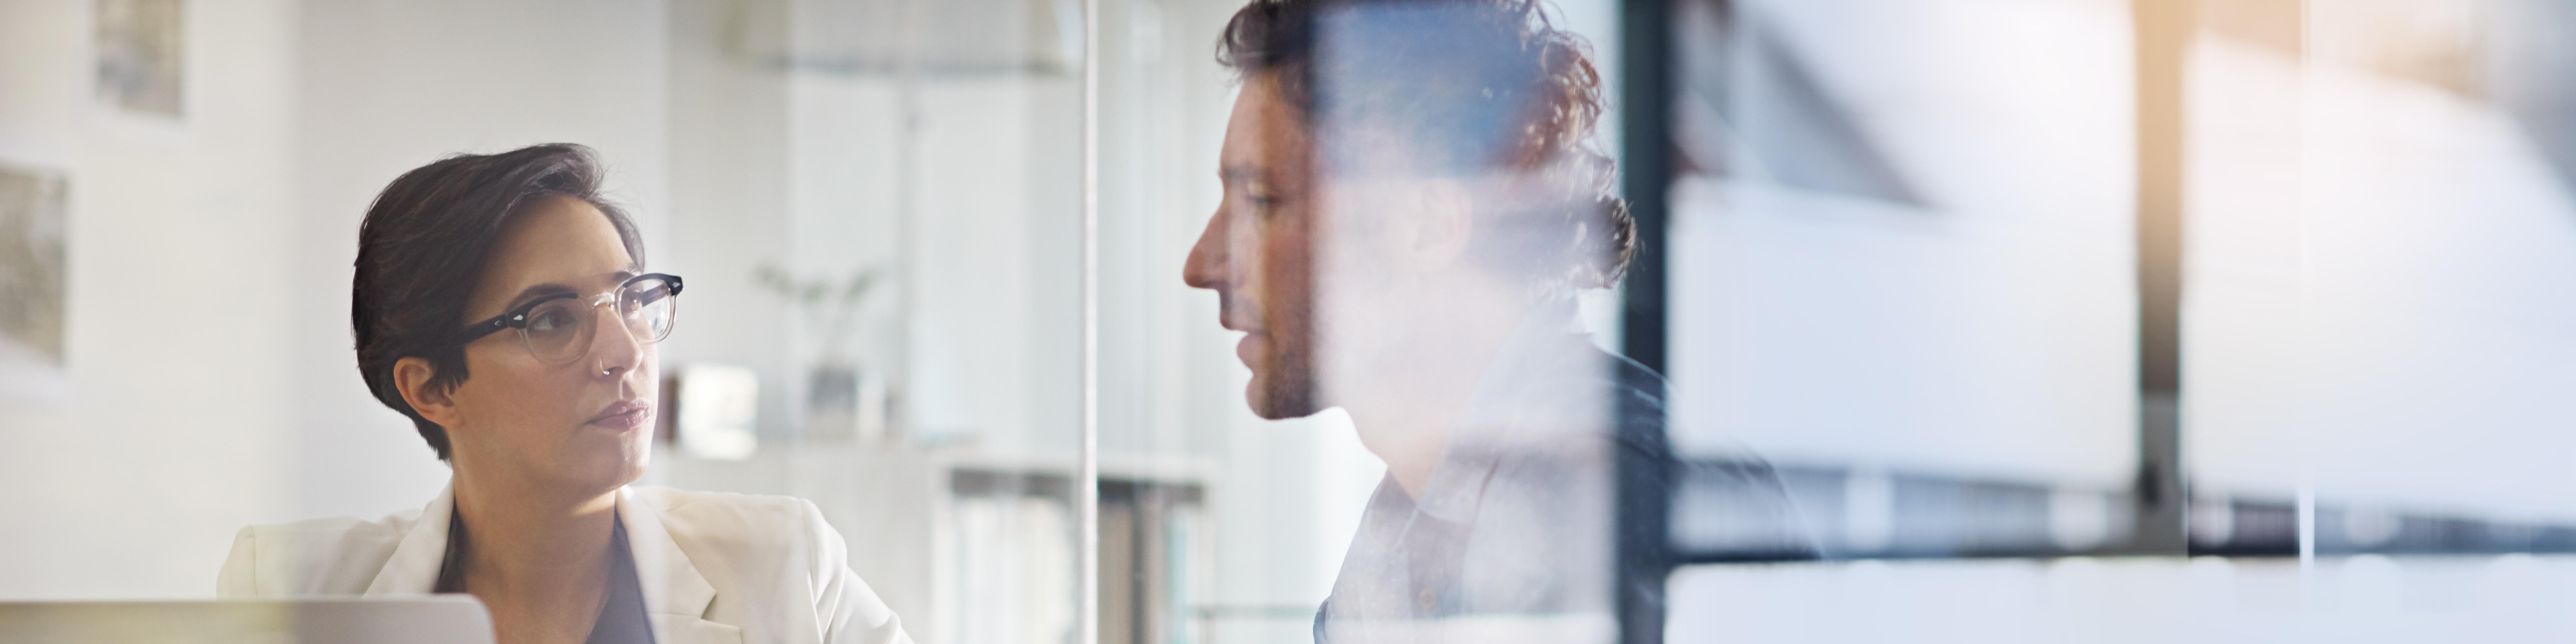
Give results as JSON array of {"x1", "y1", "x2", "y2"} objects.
[
  {"x1": 96, "y1": 0, "x2": 184, "y2": 117},
  {"x1": 0, "y1": 162, "x2": 69, "y2": 395}
]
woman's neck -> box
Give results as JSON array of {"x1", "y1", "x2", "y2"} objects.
[{"x1": 448, "y1": 466, "x2": 618, "y2": 600}]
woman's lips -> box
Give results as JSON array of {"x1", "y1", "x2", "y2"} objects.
[{"x1": 589, "y1": 399, "x2": 653, "y2": 431}]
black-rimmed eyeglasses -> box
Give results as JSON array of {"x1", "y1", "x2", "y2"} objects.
[{"x1": 454, "y1": 273, "x2": 684, "y2": 365}]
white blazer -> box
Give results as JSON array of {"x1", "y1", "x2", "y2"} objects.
[{"x1": 218, "y1": 484, "x2": 912, "y2": 644}]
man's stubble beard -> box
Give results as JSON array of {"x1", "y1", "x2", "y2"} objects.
[{"x1": 1249, "y1": 327, "x2": 1325, "y2": 421}]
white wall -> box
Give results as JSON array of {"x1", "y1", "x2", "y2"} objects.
[
  {"x1": 660, "y1": 0, "x2": 797, "y2": 445},
  {"x1": 0, "y1": 0, "x2": 303, "y2": 599},
  {"x1": 0, "y1": 0, "x2": 677, "y2": 599},
  {"x1": 288, "y1": 0, "x2": 674, "y2": 521}
]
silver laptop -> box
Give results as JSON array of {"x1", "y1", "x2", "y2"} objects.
[{"x1": 0, "y1": 597, "x2": 492, "y2": 644}]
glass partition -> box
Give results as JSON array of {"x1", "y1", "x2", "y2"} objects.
[
  {"x1": 654, "y1": 2, "x2": 1089, "y2": 642},
  {"x1": 1669, "y1": 0, "x2": 2147, "y2": 561},
  {"x1": 15, "y1": 1, "x2": 2576, "y2": 643},
  {"x1": 2186, "y1": 0, "x2": 2576, "y2": 557}
]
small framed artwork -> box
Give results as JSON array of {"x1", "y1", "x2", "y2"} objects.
[
  {"x1": 96, "y1": 0, "x2": 185, "y2": 117},
  {"x1": 0, "y1": 162, "x2": 68, "y2": 396}
]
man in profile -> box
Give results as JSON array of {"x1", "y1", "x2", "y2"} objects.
[{"x1": 1182, "y1": 1, "x2": 1801, "y2": 641}]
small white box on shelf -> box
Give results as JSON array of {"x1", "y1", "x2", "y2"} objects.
[{"x1": 662, "y1": 363, "x2": 760, "y2": 460}]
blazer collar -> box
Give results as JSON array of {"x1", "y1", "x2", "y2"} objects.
[
  {"x1": 362, "y1": 485, "x2": 455, "y2": 596},
  {"x1": 360, "y1": 483, "x2": 736, "y2": 642},
  {"x1": 613, "y1": 487, "x2": 718, "y2": 621}
]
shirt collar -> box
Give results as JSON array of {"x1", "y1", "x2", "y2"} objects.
[{"x1": 1409, "y1": 297, "x2": 1609, "y2": 522}]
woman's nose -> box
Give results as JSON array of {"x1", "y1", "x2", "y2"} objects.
[{"x1": 587, "y1": 305, "x2": 646, "y2": 379}]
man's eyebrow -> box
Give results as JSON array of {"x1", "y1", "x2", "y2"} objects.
[{"x1": 1219, "y1": 165, "x2": 1263, "y2": 182}]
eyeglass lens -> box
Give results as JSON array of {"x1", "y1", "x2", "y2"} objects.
[{"x1": 518, "y1": 277, "x2": 679, "y2": 364}]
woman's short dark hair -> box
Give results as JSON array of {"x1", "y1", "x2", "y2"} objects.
[
  {"x1": 1217, "y1": 0, "x2": 1634, "y2": 292},
  {"x1": 352, "y1": 143, "x2": 643, "y2": 460}
]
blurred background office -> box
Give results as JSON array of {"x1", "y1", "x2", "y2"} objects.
[
  {"x1": 9, "y1": 0, "x2": 2576, "y2": 643},
  {"x1": 3, "y1": 2, "x2": 1444, "y2": 642}
]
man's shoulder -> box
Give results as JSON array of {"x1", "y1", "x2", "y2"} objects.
[{"x1": 1597, "y1": 349, "x2": 1670, "y2": 428}]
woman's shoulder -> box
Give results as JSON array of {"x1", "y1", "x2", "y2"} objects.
[
  {"x1": 219, "y1": 509, "x2": 427, "y2": 597},
  {"x1": 628, "y1": 485, "x2": 854, "y2": 603},
  {"x1": 629, "y1": 485, "x2": 835, "y2": 550},
  {"x1": 628, "y1": 487, "x2": 906, "y2": 639},
  {"x1": 631, "y1": 485, "x2": 818, "y2": 524}
]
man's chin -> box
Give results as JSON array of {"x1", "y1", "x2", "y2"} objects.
[{"x1": 1244, "y1": 376, "x2": 1322, "y2": 421}]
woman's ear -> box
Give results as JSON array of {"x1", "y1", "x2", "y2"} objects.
[{"x1": 393, "y1": 356, "x2": 462, "y2": 430}]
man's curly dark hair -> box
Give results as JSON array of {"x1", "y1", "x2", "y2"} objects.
[{"x1": 1217, "y1": 0, "x2": 1634, "y2": 292}]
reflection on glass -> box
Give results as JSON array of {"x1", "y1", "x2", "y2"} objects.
[
  {"x1": 1155, "y1": 1, "x2": 1798, "y2": 641},
  {"x1": 1671, "y1": 0, "x2": 2144, "y2": 560},
  {"x1": 2187, "y1": 0, "x2": 2576, "y2": 557},
  {"x1": 23, "y1": 0, "x2": 2576, "y2": 642}
]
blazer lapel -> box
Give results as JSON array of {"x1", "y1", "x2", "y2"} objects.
[
  {"x1": 363, "y1": 484, "x2": 742, "y2": 643},
  {"x1": 618, "y1": 487, "x2": 742, "y2": 644},
  {"x1": 363, "y1": 483, "x2": 457, "y2": 596}
]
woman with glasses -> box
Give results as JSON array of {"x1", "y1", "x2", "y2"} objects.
[{"x1": 217, "y1": 144, "x2": 911, "y2": 644}]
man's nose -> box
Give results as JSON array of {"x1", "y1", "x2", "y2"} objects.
[{"x1": 1183, "y1": 208, "x2": 1229, "y2": 290}]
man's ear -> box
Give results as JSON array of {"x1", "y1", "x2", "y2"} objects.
[
  {"x1": 393, "y1": 356, "x2": 462, "y2": 430},
  {"x1": 1396, "y1": 178, "x2": 1475, "y2": 272}
]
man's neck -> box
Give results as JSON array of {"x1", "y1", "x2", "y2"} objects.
[{"x1": 1341, "y1": 289, "x2": 1534, "y2": 500}]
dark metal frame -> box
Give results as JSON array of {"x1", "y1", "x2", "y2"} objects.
[
  {"x1": 1614, "y1": 3, "x2": 1677, "y2": 644},
  {"x1": 2127, "y1": 0, "x2": 2193, "y2": 557}
]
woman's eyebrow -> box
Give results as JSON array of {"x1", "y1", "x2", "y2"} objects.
[
  {"x1": 502, "y1": 283, "x2": 577, "y2": 310},
  {"x1": 500, "y1": 270, "x2": 635, "y2": 312}
]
